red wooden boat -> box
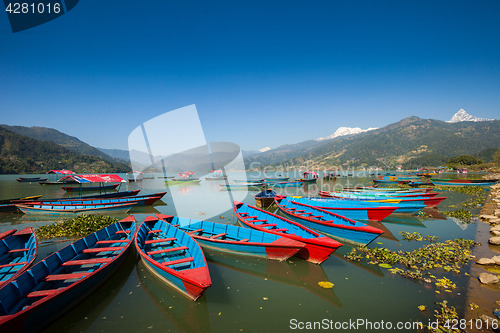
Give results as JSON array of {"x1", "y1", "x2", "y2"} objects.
[{"x1": 233, "y1": 202, "x2": 342, "y2": 264}]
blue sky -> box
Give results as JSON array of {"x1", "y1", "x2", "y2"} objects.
[{"x1": 1, "y1": 0, "x2": 499, "y2": 151}]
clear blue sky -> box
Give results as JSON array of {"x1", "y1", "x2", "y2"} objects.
[{"x1": 1, "y1": 0, "x2": 499, "y2": 151}]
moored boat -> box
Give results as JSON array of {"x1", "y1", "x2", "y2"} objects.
[
  {"x1": 0, "y1": 217, "x2": 136, "y2": 332},
  {"x1": 155, "y1": 214, "x2": 305, "y2": 261},
  {"x1": 318, "y1": 191, "x2": 446, "y2": 208},
  {"x1": 16, "y1": 177, "x2": 47, "y2": 183},
  {"x1": 233, "y1": 202, "x2": 342, "y2": 264},
  {"x1": 22, "y1": 192, "x2": 166, "y2": 207},
  {"x1": 274, "y1": 197, "x2": 384, "y2": 246},
  {"x1": 62, "y1": 184, "x2": 119, "y2": 192},
  {"x1": 288, "y1": 197, "x2": 397, "y2": 221},
  {"x1": 135, "y1": 215, "x2": 212, "y2": 300},
  {"x1": 254, "y1": 189, "x2": 277, "y2": 208},
  {"x1": 0, "y1": 228, "x2": 37, "y2": 289},
  {"x1": 430, "y1": 179, "x2": 499, "y2": 187},
  {"x1": 15, "y1": 202, "x2": 137, "y2": 216},
  {"x1": 165, "y1": 172, "x2": 202, "y2": 185}
]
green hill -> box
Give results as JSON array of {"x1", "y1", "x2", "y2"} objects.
[
  {"x1": 0, "y1": 127, "x2": 130, "y2": 174},
  {"x1": 246, "y1": 117, "x2": 500, "y2": 169}
]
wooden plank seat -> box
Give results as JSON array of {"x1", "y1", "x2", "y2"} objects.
[
  {"x1": 27, "y1": 288, "x2": 64, "y2": 298},
  {"x1": 294, "y1": 210, "x2": 306, "y2": 213},
  {"x1": 273, "y1": 228, "x2": 289, "y2": 232},
  {"x1": 144, "y1": 237, "x2": 176, "y2": 245},
  {"x1": 45, "y1": 272, "x2": 88, "y2": 281},
  {"x1": 0, "y1": 261, "x2": 27, "y2": 268},
  {"x1": 243, "y1": 216, "x2": 258, "y2": 219},
  {"x1": 148, "y1": 229, "x2": 162, "y2": 234},
  {"x1": 298, "y1": 212, "x2": 313, "y2": 215},
  {"x1": 239, "y1": 212, "x2": 249, "y2": 216},
  {"x1": 82, "y1": 246, "x2": 124, "y2": 253},
  {"x1": 209, "y1": 233, "x2": 227, "y2": 239},
  {"x1": 62, "y1": 258, "x2": 113, "y2": 266},
  {"x1": 187, "y1": 229, "x2": 204, "y2": 235},
  {"x1": 239, "y1": 239, "x2": 249, "y2": 242},
  {"x1": 147, "y1": 246, "x2": 188, "y2": 255},
  {"x1": 8, "y1": 248, "x2": 28, "y2": 253},
  {"x1": 259, "y1": 223, "x2": 278, "y2": 228},
  {"x1": 249, "y1": 219, "x2": 267, "y2": 223},
  {"x1": 163, "y1": 257, "x2": 194, "y2": 266},
  {"x1": 96, "y1": 239, "x2": 128, "y2": 244}
]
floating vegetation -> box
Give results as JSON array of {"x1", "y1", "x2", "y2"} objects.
[
  {"x1": 345, "y1": 238, "x2": 477, "y2": 286},
  {"x1": 425, "y1": 300, "x2": 461, "y2": 333},
  {"x1": 318, "y1": 281, "x2": 334, "y2": 289},
  {"x1": 418, "y1": 305, "x2": 427, "y2": 311},
  {"x1": 36, "y1": 214, "x2": 119, "y2": 239},
  {"x1": 442, "y1": 209, "x2": 477, "y2": 223},
  {"x1": 400, "y1": 232, "x2": 440, "y2": 243}
]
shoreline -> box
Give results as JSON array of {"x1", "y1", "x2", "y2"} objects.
[{"x1": 464, "y1": 173, "x2": 500, "y2": 332}]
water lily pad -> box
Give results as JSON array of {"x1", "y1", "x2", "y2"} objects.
[
  {"x1": 318, "y1": 281, "x2": 334, "y2": 288},
  {"x1": 376, "y1": 242, "x2": 383, "y2": 245},
  {"x1": 418, "y1": 305, "x2": 426, "y2": 311},
  {"x1": 379, "y1": 263, "x2": 392, "y2": 269}
]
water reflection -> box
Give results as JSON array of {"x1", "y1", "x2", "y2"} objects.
[{"x1": 204, "y1": 249, "x2": 342, "y2": 308}]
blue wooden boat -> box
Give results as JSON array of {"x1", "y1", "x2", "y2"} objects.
[
  {"x1": 16, "y1": 177, "x2": 47, "y2": 183},
  {"x1": 15, "y1": 202, "x2": 137, "y2": 216},
  {"x1": 135, "y1": 215, "x2": 212, "y2": 301},
  {"x1": 0, "y1": 216, "x2": 136, "y2": 332},
  {"x1": 0, "y1": 228, "x2": 37, "y2": 289},
  {"x1": 302, "y1": 197, "x2": 425, "y2": 214},
  {"x1": 288, "y1": 197, "x2": 397, "y2": 221},
  {"x1": 233, "y1": 202, "x2": 342, "y2": 264},
  {"x1": 254, "y1": 189, "x2": 277, "y2": 208},
  {"x1": 275, "y1": 197, "x2": 384, "y2": 246},
  {"x1": 24, "y1": 192, "x2": 166, "y2": 207},
  {"x1": 219, "y1": 183, "x2": 263, "y2": 189},
  {"x1": 0, "y1": 196, "x2": 43, "y2": 213},
  {"x1": 62, "y1": 184, "x2": 119, "y2": 192},
  {"x1": 155, "y1": 214, "x2": 305, "y2": 261},
  {"x1": 268, "y1": 181, "x2": 304, "y2": 187},
  {"x1": 430, "y1": 179, "x2": 499, "y2": 187},
  {"x1": 318, "y1": 191, "x2": 446, "y2": 208},
  {"x1": 263, "y1": 177, "x2": 289, "y2": 182}
]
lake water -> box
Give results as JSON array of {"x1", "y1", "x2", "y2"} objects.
[{"x1": 0, "y1": 172, "x2": 482, "y2": 332}]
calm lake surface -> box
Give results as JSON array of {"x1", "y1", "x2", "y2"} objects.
[{"x1": 0, "y1": 172, "x2": 483, "y2": 332}]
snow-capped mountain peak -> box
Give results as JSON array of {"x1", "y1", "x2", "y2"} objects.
[
  {"x1": 259, "y1": 147, "x2": 271, "y2": 153},
  {"x1": 447, "y1": 109, "x2": 493, "y2": 123},
  {"x1": 316, "y1": 126, "x2": 377, "y2": 141}
]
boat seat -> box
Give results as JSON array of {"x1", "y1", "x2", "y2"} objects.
[
  {"x1": 210, "y1": 233, "x2": 227, "y2": 239},
  {"x1": 259, "y1": 223, "x2": 278, "y2": 228},
  {"x1": 148, "y1": 229, "x2": 162, "y2": 234},
  {"x1": 243, "y1": 216, "x2": 258, "y2": 219},
  {"x1": 0, "y1": 261, "x2": 27, "y2": 268},
  {"x1": 249, "y1": 219, "x2": 267, "y2": 223},
  {"x1": 8, "y1": 248, "x2": 28, "y2": 253},
  {"x1": 239, "y1": 239, "x2": 249, "y2": 242},
  {"x1": 147, "y1": 246, "x2": 188, "y2": 255},
  {"x1": 294, "y1": 210, "x2": 306, "y2": 212},
  {"x1": 273, "y1": 228, "x2": 289, "y2": 232},
  {"x1": 96, "y1": 240, "x2": 128, "y2": 244},
  {"x1": 62, "y1": 258, "x2": 113, "y2": 266},
  {"x1": 27, "y1": 288, "x2": 64, "y2": 298},
  {"x1": 163, "y1": 257, "x2": 194, "y2": 266},
  {"x1": 310, "y1": 215, "x2": 323, "y2": 219},
  {"x1": 299, "y1": 212, "x2": 313, "y2": 215},
  {"x1": 45, "y1": 272, "x2": 88, "y2": 281},
  {"x1": 145, "y1": 237, "x2": 176, "y2": 245},
  {"x1": 239, "y1": 212, "x2": 249, "y2": 216},
  {"x1": 82, "y1": 246, "x2": 124, "y2": 253},
  {"x1": 115, "y1": 230, "x2": 130, "y2": 234},
  {"x1": 187, "y1": 229, "x2": 204, "y2": 235}
]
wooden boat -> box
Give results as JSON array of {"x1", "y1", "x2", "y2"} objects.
[
  {"x1": 62, "y1": 184, "x2": 119, "y2": 192},
  {"x1": 127, "y1": 171, "x2": 143, "y2": 182},
  {"x1": 319, "y1": 190, "x2": 439, "y2": 198},
  {"x1": 233, "y1": 202, "x2": 342, "y2": 264},
  {"x1": 263, "y1": 177, "x2": 289, "y2": 182},
  {"x1": 15, "y1": 202, "x2": 136, "y2": 216},
  {"x1": 254, "y1": 189, "x2": 277, "y2": 208},
  {"x1": 318, "y1": 191, "x2": 446, "y2": 208},
  {"x1": 204, "y1": 170, "x2": 227, "y2": 181},
  {"x1": 430, "y1": 179, "x2": 499, "y2": 187},
  {"x1": 302, "y1": 196, "x2": 426, "y2": 214},
  {"x1": 155, "y1": 214, "x2": 305, "y2": 261},
  {"x1": 275, "y1": 197, "x2": 384, "y2": 246},
  {"x1": 16, "y1": 177, "x2": 47, "y2": 183},
  {"x1": 0, "y1": 217, "x2": 136, "y2": 332},
  {"x1": 219, "y1": 183, "x2": 263, "y2": 189},
  {"x1": 135, "y1": 215, "x2": 212, "y2": 300},
  {"x1": 0, "y1": 196, "x2": 43, "y2": 213},
  {"x1": 288, "y1": 197, "x2": 397, "y2": 221},
  {"x1": 0, "y1": 228, "x2": 37, "y2": 289},
  {"x1": 268, "y1": 181, "x2": 304, "y2": 187},
  {"x1": 165, "y1": 172, "x2": 202, "y2": 185},
  {"x1": 23, "y1": 192, "x2": 166, "y2": 207},
  {"x1": 295, "y1": 171, "x2": 319, "y2": 183}
]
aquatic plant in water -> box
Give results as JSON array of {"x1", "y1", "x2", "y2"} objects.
[
  {"x1": 345, "y1": 239, "x2": 476, "y2": 285},
  {"x1": 36, "y1": 214, "x2": 119, "y2": 239},
  {"x1": 442, "y1": 209, "x2": 476, "y2": 223}
]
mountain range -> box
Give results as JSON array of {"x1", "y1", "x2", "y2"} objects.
[{"x1": 246, "y1": 110, "x2": 499, "y2": 169}]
